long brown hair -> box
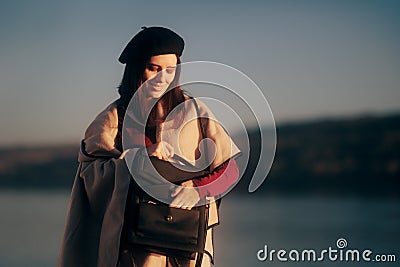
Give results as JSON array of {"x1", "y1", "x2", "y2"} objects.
[{"x1": 116, "y1": 55, "x2": 185, "y2": 150}]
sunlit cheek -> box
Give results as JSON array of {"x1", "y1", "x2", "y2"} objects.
[{"x1": 166, "y1": 72, "x2": 176, "y2": 84}]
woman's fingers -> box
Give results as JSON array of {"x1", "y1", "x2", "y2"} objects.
[
  {"x1": 147, "y1": 141, "x2": 174, "y2": 160},
  {"x1": 169, "y1": 196, "x2": 183, "y2": 208},
  {"x1": 170, "y1": 180, "x2": 192, "y2": 197},
  {"x1": 170, "y1": 185, "x2": 183, "y2": 197},
  {"x1": 169, "y1": 184, "x2": 200, "y2": 210},
  {"x1": 161, "y1": 142, "x2": 174, "y2": 159},
  {"x1": 170, "y1": 194, "x2": 194, "y2": 210}
]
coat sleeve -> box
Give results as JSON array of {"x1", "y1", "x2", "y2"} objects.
[
  {"x1": 58, "y1": 102, "x2": 142, "y2": 267},
  {"x1": 79, "y1": 158, "x2": 130, "y2": 218},
  {"x1": 58, "y1": 156, "x2": 133, "y2": 267}
]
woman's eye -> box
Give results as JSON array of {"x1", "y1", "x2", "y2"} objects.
[
  {"x1": 166, "y1": 68, "x2": 175, "y2": 74},
  {"x1": 146, "y1": 64, "x2": 159, "y2": 72}
]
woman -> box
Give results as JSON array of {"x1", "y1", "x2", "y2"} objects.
[{"x1": 58, "y1": 26, "x2": 240, "y2": 267}]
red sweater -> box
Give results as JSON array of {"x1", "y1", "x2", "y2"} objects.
[{"x1": 192, "y1": 159, "x2": 239, "y2": 198}]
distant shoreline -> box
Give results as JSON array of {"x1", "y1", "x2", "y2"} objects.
[{"x1": 0, "y1": 113, "x2": 399, "y2": 198}]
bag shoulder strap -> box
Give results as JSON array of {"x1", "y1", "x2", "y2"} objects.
[{"x1": 190, "y1": 97, "x2": 210, "y2": 171}]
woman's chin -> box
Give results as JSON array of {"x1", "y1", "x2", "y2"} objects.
[
  {"x1": 148, "y1": 89, "x2": 167, "y2": 98},
  {"x1": 146, "y1": 86, "x2": 168, "y2": 98}
]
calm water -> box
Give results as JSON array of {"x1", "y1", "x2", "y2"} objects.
[{"x1": 0, "y1": 191, "x2": 398, "y2": 267}]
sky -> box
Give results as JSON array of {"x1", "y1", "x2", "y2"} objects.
[{"x1": 0, "y1": 0, "x2": 399, "y2": 146}]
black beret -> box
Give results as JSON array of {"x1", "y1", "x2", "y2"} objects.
[{"x1": 118, "y1": 26, "x2": 184, "y2": 64}]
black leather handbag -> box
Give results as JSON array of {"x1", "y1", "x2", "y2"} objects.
[{"x1": 128, "y1": 191, "x2": 209, "y2": 260}]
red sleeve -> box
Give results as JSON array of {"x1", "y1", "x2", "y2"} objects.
[{"x1": 192, "y1": 159, "x2": 239, "y2": 198}]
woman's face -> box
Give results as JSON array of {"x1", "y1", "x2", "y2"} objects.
[{"x1": 142, "y1": 54, "x2": 178, "y2": 98}]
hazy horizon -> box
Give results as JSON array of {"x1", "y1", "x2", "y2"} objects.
[
  {"x1": 1, "y1": 0, "x2": 399, "y2": 146},
  {"x1": 0, "y1": 110, "x2": 398, "y2": 149}
]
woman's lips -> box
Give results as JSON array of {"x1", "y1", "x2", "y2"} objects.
[{"x1": 148, "y1": 82, "x2": 167, "y2": 91}]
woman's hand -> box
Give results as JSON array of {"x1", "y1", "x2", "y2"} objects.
[
  {"x1": 170, "y1": 180, "x2": 200, "y2": 210},
  {"x1": 146, "y1": 141, "x2": 174, "y2": 160}
]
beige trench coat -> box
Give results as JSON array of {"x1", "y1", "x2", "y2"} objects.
[{"x1": 57, "y1": 98, "x2": 240, "y2": 267}]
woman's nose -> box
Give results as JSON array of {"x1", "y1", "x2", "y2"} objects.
[{"x1": 154, "y1": 70, "x2": 167, "y2": 82}]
